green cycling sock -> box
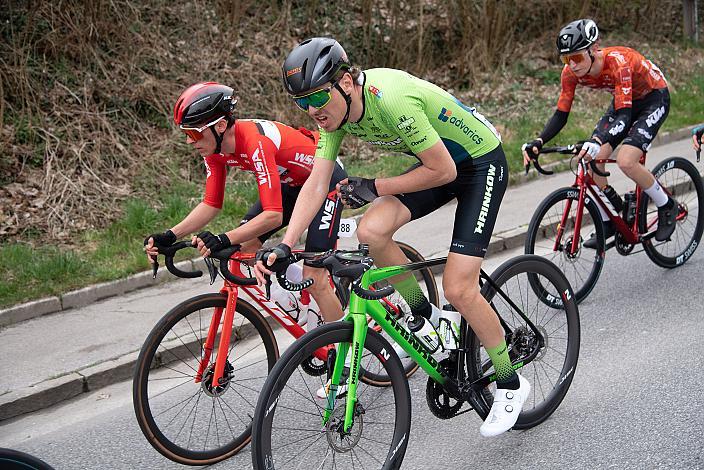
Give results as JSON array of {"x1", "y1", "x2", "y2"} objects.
[
  {"x1": 486, "y1": 340, "x2": 518, "y2": 387},
  {"x1": 393, "y1": 274, "x2": 430, "y2": 317}
]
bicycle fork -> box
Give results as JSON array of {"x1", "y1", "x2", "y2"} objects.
[
  {"x1": 195, "y1": 286, "x2": 239, "y2": 387},
  {"x1": 323, "y1": 312, "x2": 368, "y2": 433}
]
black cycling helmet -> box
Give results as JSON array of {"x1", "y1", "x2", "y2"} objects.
[
  {"x1": 556, "y1": 19, "x2": 599, "y2": 55},
  {"x1": 173, "y1": 82, "x2": 236, "y2": 127},
  {"x1": 282, "y1": 37, "x2": 351, "y2": 96}
]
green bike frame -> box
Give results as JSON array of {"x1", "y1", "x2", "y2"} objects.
[{"x1": 323, "y1": 259, "x2": 544, "y2": 432}]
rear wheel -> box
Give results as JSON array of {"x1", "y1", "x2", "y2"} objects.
[
  {"x1": 133, "y1": 293, "x2": 278, "y2": 465},
  {"x1": 640, "y1": 157, "x2": 704, "y2": 268},
  {"x1": 466, "y1": 255, "x2": 580, "y2": 429},
  {"x1": 525, "y1": 187, "x2": 605, "y2": 304}
]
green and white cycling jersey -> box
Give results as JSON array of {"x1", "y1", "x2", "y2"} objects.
[{"x1": 316, "y1": 68, "x2": 502, "y2": 163}]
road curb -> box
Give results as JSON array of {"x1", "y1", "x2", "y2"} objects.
[
  {"x1": 0, "y1": 315, "x2": 274, "y2": 422},
  {"x1": 0, "y1": 124, "x2": 699, "y2": 328},
  {"x1": 0, "y1": 373, "x2": 85, "y2": 421},
  {"x1": 0, "y1": 260, "x2": 196, "y2": 329}
]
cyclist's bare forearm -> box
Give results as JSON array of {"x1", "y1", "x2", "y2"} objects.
[
  {"x1": 171, "y1": 202, "x2": 221, "y2": 238},
  {"x1": 375, "y1": 140, "x2": 456, "y2": 195},
  {"x1": 282, "y1": 159, "x2": 334, "y2": 247}
]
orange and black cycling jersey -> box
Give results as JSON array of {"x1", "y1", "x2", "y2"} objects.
[
  {"x1": 202, "y1": 120, "x2": 318, "y2": 212},
  {"x1": 557, "y1": 46, "x2": 667, "y2": 112}
]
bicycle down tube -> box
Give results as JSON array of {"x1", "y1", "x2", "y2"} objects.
[
  {"x1": 326, "y1": 257, "x2": 543, "y2": 433},
  {"x1": 199, "y1": 256, "x2": 330, "y2": 388}
]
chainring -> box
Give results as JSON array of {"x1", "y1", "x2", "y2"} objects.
[
  {"x1": 615, "y1": 232, "x2": 635, "y2": 255},
  {"x1": 426, "y1": 358, "x2": 464, "y2": 419}
]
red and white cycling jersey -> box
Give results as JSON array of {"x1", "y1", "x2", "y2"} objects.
[
  {"x1": 557, "y1": 46, "x2": 667, "y2": 112},
  {"x1": 203, "y1": 120, "x2": 319, "y2": 212}
]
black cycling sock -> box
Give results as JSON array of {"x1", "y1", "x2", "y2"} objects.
[
  {"x1": 411, "y1": 300, "x2": 432, "y2": 320},
  {"x1": 496, "y1": 373, "x2": 520, "y2": 390}
]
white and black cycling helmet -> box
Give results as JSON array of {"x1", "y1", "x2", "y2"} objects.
[
  {"x1": 557, "y1": 19, "x2": 599, "y2": 54},
  {"x1": 282, "y1": 37, "x2": 351, "y2": 96}
]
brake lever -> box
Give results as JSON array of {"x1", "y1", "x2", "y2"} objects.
[
  {"x1": 151, "y1": 255, "x2": 159, "y2": 279},
  {"x1": 265, "y1": 275, "x2": 272, "y2": 300},
  {"x1": 204, "y1": 257, "x2": 218, "y2": 285}
]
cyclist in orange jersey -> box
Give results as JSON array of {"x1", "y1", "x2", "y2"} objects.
[{"x1": 522, "y1": 19, "x2": 677, "y2": 246}]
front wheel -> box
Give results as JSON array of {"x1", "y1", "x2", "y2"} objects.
[
  {"x1": 251, "y1": 322, "x2": 411, "y2": 470},
  {"x1": 525, "y1": 187, "x2": 605, "y2": 304},
  {"x1": 467, "y1": 255, "x2": 581, "y2": 429},
  {"x1": 133, "y1": 293, "x2": 279, "y2": 466},
  {"x1": 640, "y1": 157, "x2": 704, "y2": 268}
]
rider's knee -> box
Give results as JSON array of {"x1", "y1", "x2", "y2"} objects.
[
  {"x1": 240, "y1": 238, "x2": 262, "y2": 253},
  {"x1": 357, "y1": 216, "x2": 393, "y2": 246},
  {"x1": 443, "y1": 281, "x2": 480, "y2": 308},
  {"x1": 302, "y1": 266, "x2": 331, "y2": 295},
  {"x1": 617, "y1": 155, "x2": 639, "y2": 174}
]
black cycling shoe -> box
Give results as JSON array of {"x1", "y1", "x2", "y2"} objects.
[
  {"x1": 655, "y1": 197, "x2": 678, "y2": 241},
  {"x1": 583, "y1": 221, "x2": 615, "y2": 249}
]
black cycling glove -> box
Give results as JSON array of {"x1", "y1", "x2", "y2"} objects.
[
  {"x1": 256, "y1": 243, "x2": 293, "y2": 273},
  {"x1": 339, "y1": 177, "x2": 378, "y2": 209},
  {"x1": 144, "y1": 229, "x2": 177, "y2": 248},
  {"x1": 694, "y1": 125, "x2": 704, "y2": 142},
  {"x1": 522, "y1": 139, "x2": 543, "y2": 159},
  {"x1": 197, "y1": 231, "x2": 231, "y2": 253}
]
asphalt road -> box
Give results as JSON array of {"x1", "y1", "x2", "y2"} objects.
[{"x1": 1, "y1": 242, "x2": 702, "y2": 470}]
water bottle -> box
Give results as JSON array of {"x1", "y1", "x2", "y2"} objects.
[
  {"x1": 437, "y1": 304, "x2": 461, "y2": 350},
  {"x1": 407, "y1": 313, "x2": 441, "y2": 353},
  {"x1": 623, "y1": 191, "x2": 637, "y2": 225},
  {"x1": 268, "y1": 282, "x2": 302, "y2": 322},
  {"x1": 303, "y1": 292, "x2": 323, "y2": 332},
  {"x1": 269, "y1": 264, "x2": 305, "y2": 324},
  {"x1": 602, "y1": 185, "x2": 623, "y2": 213}
]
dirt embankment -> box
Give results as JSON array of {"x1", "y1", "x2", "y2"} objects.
[{"x1": 0, "y1": 0, "x2": 692, "y2": 243}]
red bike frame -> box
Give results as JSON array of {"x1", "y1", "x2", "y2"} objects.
[
  {"x1": 557, "y1": 152, "x2": 684, "y2": 255},
  {"x1": 193, "y1": 252, "x2": 326, "y2": 387},
  {"x1": 193, "y1": 252, "x2": 403, "y2": 388}
]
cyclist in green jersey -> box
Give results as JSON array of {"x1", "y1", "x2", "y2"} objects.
[{"x1": 255, "y1": 37, "x2": 529, "y2": 437}]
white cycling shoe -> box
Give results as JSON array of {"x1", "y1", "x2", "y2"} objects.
[
  {"x1": 393, "y1": 304, "x2": 442, "y2": 360},
  {"x1": 479, "y1": 374, "x2": 531, "y2": 437}
]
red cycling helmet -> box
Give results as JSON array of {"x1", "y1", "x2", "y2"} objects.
[{"x1": 173, "y1": 82, "x2": 237, "y2": 150}]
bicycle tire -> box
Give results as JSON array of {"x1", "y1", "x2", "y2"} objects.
[
  {"x1": 0, "y1": 448, "x2": 54, "y2": 470},
  {"x1": 525, "y1": 186, "x2": 605, "y2": 304},
  {"x1": 466, "y1": 255, "x2": 580, "y2": 429},
  {"x1": 639, "y1": 157, "x2": 704, "y2": 268},
  {"x1": 133, "y1": 293, "x2": 279, "y2": 465},
  {"x1": 251, "y1": 322, "x2": 411, "y2": 469}
]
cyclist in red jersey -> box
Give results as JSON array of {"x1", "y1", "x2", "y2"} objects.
[
  {"x1": 522, "y1": 19, "x2": 677, "y2": 245},
  {"x1": 144, "y1": 82, "x2": 347, "y2": 322}
]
